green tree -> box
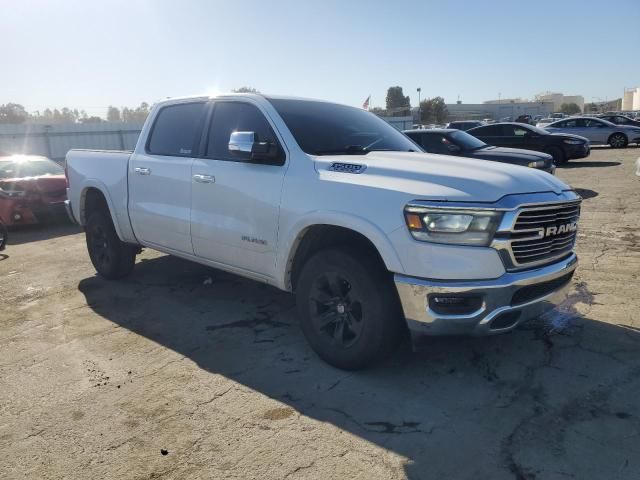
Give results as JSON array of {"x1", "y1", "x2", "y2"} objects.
[
  {"x1": 232, "y1": 86, "x2": 260, "y2": 93},
  {"x1": 559, "y1": 103, "x2": 581, "y2": 115},
  {"x1": 107, "y1": 106, "x2": 121, "y2": 122},
  {"x1": 385, "y1": 86, "x2": 411, "y2": 116},
  {"x1": 0, "y1": 103, "x2": 29, "y2": 124},
  {"x1": 419, "y1": 97, "x2": 448, "y2": 124}
]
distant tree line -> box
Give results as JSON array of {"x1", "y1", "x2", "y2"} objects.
[
  {"x1": 0, "y1": 102, "x2": 151, "y2": 124},
  {"x1": 370, "y1": 86, "x2": 449, "y2": 124}
]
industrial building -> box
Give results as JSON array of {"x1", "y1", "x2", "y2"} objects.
[
  {"x1": 443, "y1": 101, "x2": 554, "y2": 121},
  {"x1": 534, "y1": 92, "x2": 585, "y2": 113},
  {"x1": 622, "y1": 87, "x2": 640, "y2": 111}
]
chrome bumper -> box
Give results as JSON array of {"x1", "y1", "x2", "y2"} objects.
[{"x1": 395, "y1": 254, "x2": 577, "y2": 336}]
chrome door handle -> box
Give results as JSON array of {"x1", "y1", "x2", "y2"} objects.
[
  {"x1": 134, "y1": 167, "x2": 151, "y2": 175},
  {"x1": 193, "y1": 174, "x2": 215, "y2": 184}
]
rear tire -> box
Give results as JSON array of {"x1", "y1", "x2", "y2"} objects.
[
  {"x1": 86, "y1": 211, "x2": 136, "y2": 280},
  {"x1": 295, "y1": 248, "x2": 402, "y2": 370},
  {"x1": 608, "y1": 133, "x2": 628, "y2": 149},
  {"x1": 545, "y1": 146, "x2": 566, "y2": 165}
]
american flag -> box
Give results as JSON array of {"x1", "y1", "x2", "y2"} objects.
[{"x1": 362, "y1": 95, "x2": 370, "y2": 110}]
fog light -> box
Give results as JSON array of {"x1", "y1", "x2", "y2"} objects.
[
  {"x1": 428, "y1": 294, "x2": 483, "y2": 315},
  {"x1": 13, "y1": 212, "x2": 22, "y2": 221}
]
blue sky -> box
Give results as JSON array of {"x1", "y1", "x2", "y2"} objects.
[{"x1": 2, "y1": 0, "x2": 639, "y2": 115}]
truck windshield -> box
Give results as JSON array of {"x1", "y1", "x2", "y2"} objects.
[{"x1": 268, "y1": 98, "x2": 419, "y2": 156}]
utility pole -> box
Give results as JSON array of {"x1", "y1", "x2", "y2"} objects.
[{"x1": 417, "y1": 87, "x2": 422, "y2": 126}]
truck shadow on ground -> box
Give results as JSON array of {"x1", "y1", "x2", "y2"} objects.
[{"x1": 78, "y1": 255, "x2": 640, "y2": 479}]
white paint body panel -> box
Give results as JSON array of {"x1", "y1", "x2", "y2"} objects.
[{"x1": 66, "y1": 94, "x2": 574, "y2": 291}]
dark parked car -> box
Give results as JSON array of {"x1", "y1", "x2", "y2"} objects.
[
  {"x1": 404, "y1": 129, "x2": 555, "y2": 173},
  {"x1": 445, "y1": 120, "x2": 484, "y2": 131},
  {"x1": 597, "y1": 114, "x2": 640, "y2": 128},
  {"x1": 467, "y1": 122, "x2": 590, "y2": 164}
]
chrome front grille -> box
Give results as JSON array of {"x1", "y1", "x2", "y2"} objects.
[{"x1": 509, "y1": 202, "x2": 580, "y2": 266}]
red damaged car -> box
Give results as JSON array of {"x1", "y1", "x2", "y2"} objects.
[{"x1": 0, "y1": 154, "x2": 68, "y2": 226}]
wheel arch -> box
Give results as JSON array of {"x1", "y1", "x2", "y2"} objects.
[
  {"x1": 280, "y1": 216, "x2": 405, "y2": 292},
  {"x1": 79, "y1": 183, "x2": 126, "y2": 240}
]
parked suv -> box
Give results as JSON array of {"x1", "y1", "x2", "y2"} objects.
[{"x1": 66, "y1": 94, "x2": 580, "y2": 369}]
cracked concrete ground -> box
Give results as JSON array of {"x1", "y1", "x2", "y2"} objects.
[{"x1": 1, "y1": 147, "x2": 639, "y2": 480}]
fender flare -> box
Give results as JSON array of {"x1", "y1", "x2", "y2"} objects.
[
  {"x1": 276, "y1": 211, "x2": 405, "y2": 290},
  {"x1": 78, "y1": 180, "x2": 127, "y2": 241}
]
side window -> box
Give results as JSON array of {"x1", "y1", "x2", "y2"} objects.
[
  {"x1": 564, "y1": 119, "x2": 578, "y2": 128},
  {"x1": 615, "y1": 116, "x2": 629, "y2": 124},
  {"x1": 419, "y1": 134, "x2": 449, "y2": 153},
  {"x1": 147, "y1": 103, "x2": 206, "y2": 156},
  {"x1": 476, "y1": 125, "x2": 502, "y2": 136},
  {"x1": 553, "y1": 121, "x2": 566, "y2": 128},
  {"x1": 513, "y1": 126, "x2": 529, "y2": 137},
  {"x1": 207, "y1": 102, "x2": 283, "y2": 165}
]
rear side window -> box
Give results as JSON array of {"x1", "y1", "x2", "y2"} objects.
[
  {"x1": 472, "y1": 125, "x2": 502, "y2": 136},
  {"x1": 147, "y1": 103, "x2": 206, "y2": 157},
  {"x1": 206, "y1": 102, "x2": 283, "y2": 164}
]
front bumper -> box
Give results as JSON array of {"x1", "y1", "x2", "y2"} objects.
[
  {"x1": 395, "y1": 253, "x2": 577, "y2": 336},
  {"x1": 566, "y1": 143, "x2": 590, "y2": 160}
]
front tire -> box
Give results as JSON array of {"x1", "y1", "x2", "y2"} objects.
[
  {"x1": 545, "y1": 146, "x2": 566, "y2": 165},
  {"x1": 295, "y1": 248, "x2": 402, "y2": 370},
  {"x1": 86, "y1": 211, "x2": 136, "y2": 279},
  {"x1": 608, "y1": 133, "x2": 628, "y2": 149}
]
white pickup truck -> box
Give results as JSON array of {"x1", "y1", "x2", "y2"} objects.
[{"x1": 66, "y1": 94, "x2": 580, "y2": 369}]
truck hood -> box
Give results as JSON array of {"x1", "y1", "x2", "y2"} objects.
[{"x1": 313, "y1": 151, "x2": 570, "y2": 203}]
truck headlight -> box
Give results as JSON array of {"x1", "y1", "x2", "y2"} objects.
[{"x1": 404, "y1": 208, "x2": 502, "y2": 246}]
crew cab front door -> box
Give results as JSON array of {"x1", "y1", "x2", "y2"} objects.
[
  {"x1": 190, "y1": 100, "x2": 287, "y2": 279},
  {"x1": 129, "y1": 101, "x2": 207, "y2": 254}
]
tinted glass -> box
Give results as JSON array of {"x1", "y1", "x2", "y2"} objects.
[
  {"x1": 584, "y1": 118, "x2": 604, "y2": 128},
  {"x1": 416, "y1": 133, "x2": 449, "y2": 153},
  {"x1": 0, "y1": 157, "x2": 63, "y2": 179},
  {"x1": 449, "y1": 130, "x2": 486, "y2": 150},
  {"x1": 207, "y1": 102, "x2": 282, "y2": 164},
  {"x1": 148, "y1": 102, "x2": 206, "y2": 156},
  {"x1": 470, "y1": 125, "x2": 502, "y2": 136},
  {"x1": 268, "y1": 98, "x2": 418, "y2": 155}
]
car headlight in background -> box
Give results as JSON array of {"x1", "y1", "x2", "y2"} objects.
[
  {"x1": 404, "y1": 207, "x2": 502, "y2": 246},
  {"x1": 563, "y1": 139, "x2": 584, "y2": 145},
  {"x1": 527, "y1": 160, "x2": 547, "y2": 168}
]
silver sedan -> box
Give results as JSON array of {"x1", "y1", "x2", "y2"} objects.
[{"x1": 544, "y1": 116, "x2": 640, "y2": 148}]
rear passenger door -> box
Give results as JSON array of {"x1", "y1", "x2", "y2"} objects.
[
  {"x1": 470, "y1": 124, "x2": 505, "y2": 146},
  {"x1": 190, "y1": 100, "x2": 287, "y2": 278},
  {"x1": 129, "y1": 102, "x2": 207, "y2": 254},
  {"x1": 500, "y1": 124, "x2": 530, "y2": 148}
]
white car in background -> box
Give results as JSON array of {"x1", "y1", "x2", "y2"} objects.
[
  {"x1": 536, "y1": 118, "x2": 556, "y2": 128},
  {"x1": 544, "y1": 116, "x2": 640, "y2": 148}
]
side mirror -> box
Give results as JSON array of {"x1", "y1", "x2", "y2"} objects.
[{"x1": 228, "y1": 131, "x2": 280, "y2": 163}]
